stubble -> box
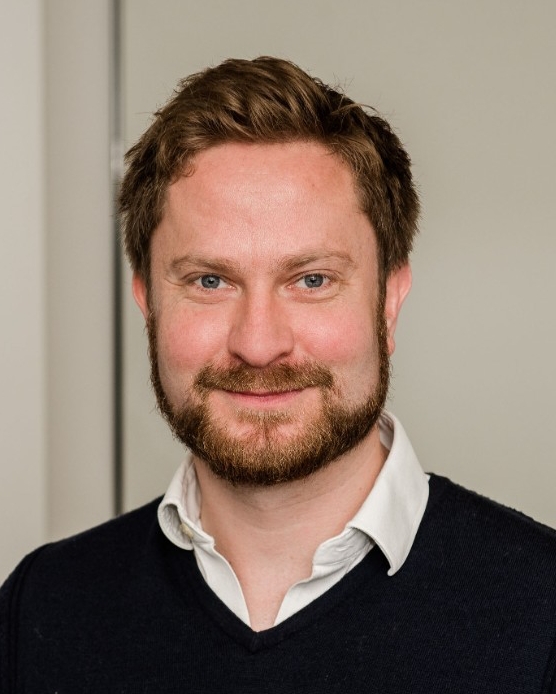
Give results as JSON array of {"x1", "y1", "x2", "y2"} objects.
[{"x1": 147, "y1": 304, "x2": 390, "y2": 486}]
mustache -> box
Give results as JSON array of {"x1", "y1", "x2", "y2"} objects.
[{"x1": 194, "y1": 362, "x2": 334, "y2": 393}]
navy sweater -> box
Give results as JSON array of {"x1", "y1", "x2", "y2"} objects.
[{"x1": 2, "y1": 475, "x2": 556, "y2": 693}]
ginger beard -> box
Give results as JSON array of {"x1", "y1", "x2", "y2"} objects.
[{"x1": 147, "y1": 296, "x2": 390, "y2": 487}]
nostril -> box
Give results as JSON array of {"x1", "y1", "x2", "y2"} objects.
[{"x1": 228, "y1": 303, "x2": 294, "y2": 368}]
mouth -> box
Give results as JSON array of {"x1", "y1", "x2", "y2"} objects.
[
  {"x1": 219, "y1": 388, "x2": 306, "y2": 409},
  {"x1": 228, "y1": 388, "x2": 303, "y2": 395}
]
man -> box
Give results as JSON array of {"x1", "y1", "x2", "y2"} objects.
[{"x1": 1, "y1": 57, "x2": 555, "y2": 692}]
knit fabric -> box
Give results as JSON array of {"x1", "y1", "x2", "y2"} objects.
[{"x1": 2, "y1": 475, "x2": 556, "y2": 693}]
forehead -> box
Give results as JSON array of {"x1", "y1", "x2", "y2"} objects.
[
  {"x1": 155, "y1": 141, "x2": 376, "y2": 269},
  {"x1": 172, "y1": 140, "x2": 359, "y2": 206}
]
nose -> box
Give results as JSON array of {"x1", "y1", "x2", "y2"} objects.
[{"x1": 227, "y1": 292, "x2": 294, "y2": 367}]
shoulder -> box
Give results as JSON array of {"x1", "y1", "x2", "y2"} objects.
[
  {"x1": 405, "y1": 475, "x2": 556, "y2": 659},
  {"x1": 421, "y1": 474, "x2": 556, "y2": 578},
  {"x1": 1, "y1": 497, "x2": 163, "y2": 612},
  {"x1": 39, "y1": 496, "x2": 160, "y2": 566},
  {"x1": 0, "y1": 498, "x2": 166, "y2": 687},
  {"x1": 428, "y1": 473, "x2": 556, "y2": 540}
]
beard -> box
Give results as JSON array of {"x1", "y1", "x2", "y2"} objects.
[{"x1": 147, "y1": 304, "x2": 390, "y2": 487}]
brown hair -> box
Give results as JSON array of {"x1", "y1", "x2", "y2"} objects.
[{"x1": 119, "y1": 56, "x2": 419, "y2": 284}]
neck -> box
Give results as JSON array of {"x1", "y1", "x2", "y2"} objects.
[{"x1": 192, "y1": 425, "x2": 387, "y2": 630}]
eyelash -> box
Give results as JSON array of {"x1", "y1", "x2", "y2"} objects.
[
  {"x1": 193, "y1": 274, "x2": 229, "y2": 290},
  {"x1": 292, "y1": 273, "x2": 331, "y2": 290},
  {"x1": 189, "y1": 272, "x2": 334, "y2": 293}
]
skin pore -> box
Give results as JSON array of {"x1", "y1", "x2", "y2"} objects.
[{"x1": 133, "y1": 141, "x2": 412, "y2": 629}]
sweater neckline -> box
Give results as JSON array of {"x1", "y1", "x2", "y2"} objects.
[
  {"x1": 161, "y1": 474, "x2": 450, "y2": 652},
  {"x1": 175, "y1": 541, "x2": 390, "y2": 652}
]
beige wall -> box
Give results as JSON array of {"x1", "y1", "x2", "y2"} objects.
[
  {"x1": 121, "y1": 0, "x2": 556, "y2": 527},
  {"x1": 0, "y1": 0, "x2": 46, "y2": 580},
  {"x1": 1, "y1": 0, "x2": 554, "y2": 582},
  {"x1": 45, "y1": 0, "x2": 114, "y2": 541},
  {"x1": 0, "y1": 1, "x2": 114, "y2": 581}
]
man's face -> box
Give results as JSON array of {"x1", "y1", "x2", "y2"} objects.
[{"x1": 133, "y1": 142, "x2": 411, "y2": 486}]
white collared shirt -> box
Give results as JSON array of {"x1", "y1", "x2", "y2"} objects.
[{"x1": 158, "y1": 411, "x2": 429, "y2": 627}]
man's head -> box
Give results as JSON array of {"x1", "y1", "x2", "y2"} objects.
[
  {"x1": 121, "y1": 58, "x2": 418, "y2": 487},
  {"x1": 120, "y1": 56, "x2": 419, "y2": 291}
]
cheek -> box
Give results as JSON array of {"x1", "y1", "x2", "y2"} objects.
[
  {"x1": 297, "y1": 306, "x2": 377, "y2": 377},
  {"x1": 155, "y1": 308, "x2": 228, "y2": 385}
]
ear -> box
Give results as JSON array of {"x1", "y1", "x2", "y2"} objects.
[
  {"x1": 384, "y1": 264, "x2": 412, "y2": 356},
  {"x1": 132, "y1": 273, "x2": 150, "y2": 320}
]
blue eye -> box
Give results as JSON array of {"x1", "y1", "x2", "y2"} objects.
[
  {"x1": 301, "y1": 274, "x2": 325, "y2": 288},
  {"x1": 199, "y1": 275, "x2": 222, "y2": 289}
]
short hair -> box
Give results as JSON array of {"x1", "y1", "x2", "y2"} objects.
[{"x1": 119, "y1": 56, "x2": 419, "y2": 285}]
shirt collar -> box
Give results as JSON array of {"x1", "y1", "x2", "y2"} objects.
[
  {"x1": 347, "y1": 410, "x2": 429, "y2": 575},
  {"x1": 158, "y1": 457, "x2": 204, "y2": 551},
  {"x1": 157, "y1": 411, "x2": 429, "y2": 574}
]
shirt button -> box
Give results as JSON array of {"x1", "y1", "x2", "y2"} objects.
[{"x1": 180, "y1": 522, "x2": 194, "y2": 540}]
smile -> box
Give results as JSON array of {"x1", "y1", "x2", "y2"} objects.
[{"x1": 220, "y1": 388, "x2": 306, "y2": 409}]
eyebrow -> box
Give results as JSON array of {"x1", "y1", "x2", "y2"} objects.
[
  {"x1": 169, "y1": 250, "x2": 356, "y2": 276},
  {"x1": 169, "y1": 255, "x2": 242, "y2": 276},
  {"x1": 276, "y1": 251, "x2": 356, "y2": 273}
]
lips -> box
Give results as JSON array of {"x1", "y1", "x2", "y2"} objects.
[
  {"x1": 226, "y1": 388, "x2": 303, "y2": 396},
  {"x1": 219, "y1": 387, "x2": 308, "y2": 410}
]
